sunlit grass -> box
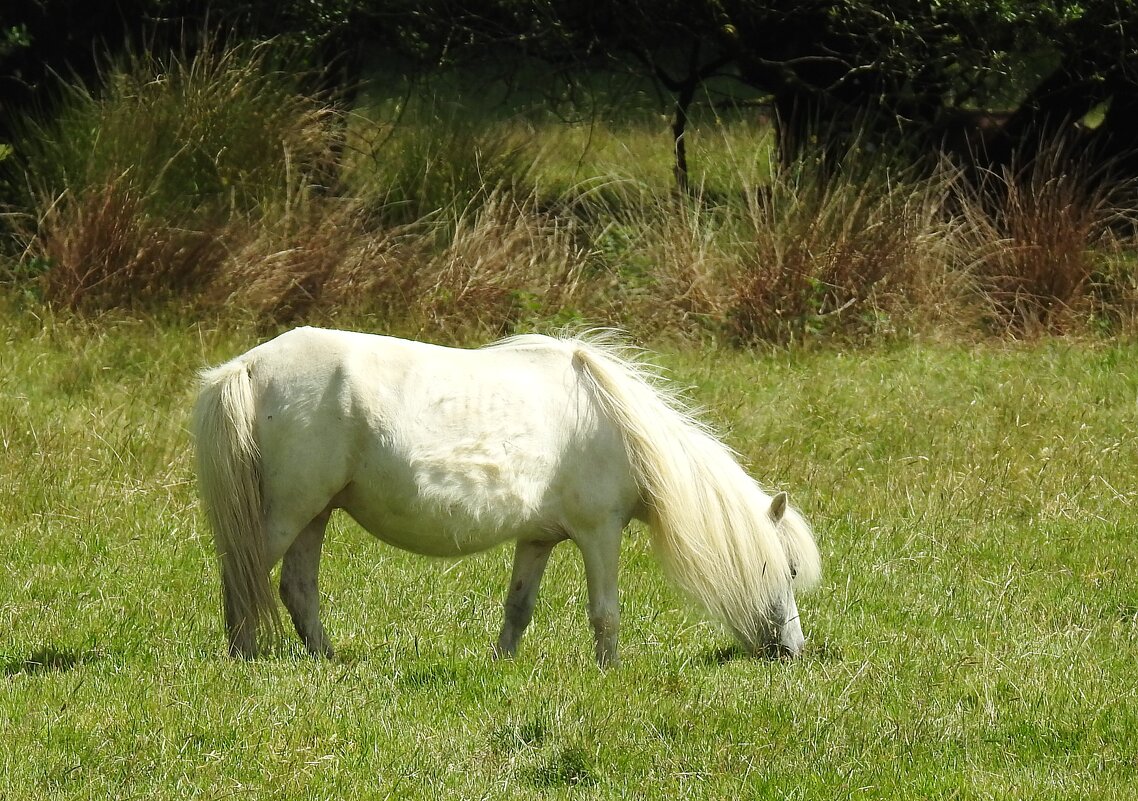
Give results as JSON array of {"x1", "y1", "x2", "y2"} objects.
[
  {"x1": 525, "y1": 115, "x2": 774, "y2": 196},
  {"x1": 2, "y1": 307, "x2": 1137, "y2": 798}
]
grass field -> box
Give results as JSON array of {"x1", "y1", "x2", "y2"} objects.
[{"x1": 3, "y1": 304, "x2": 1137, "y2": 799}]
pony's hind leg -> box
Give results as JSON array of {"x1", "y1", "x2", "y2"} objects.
[
  {"x1": 495, "y1": 538, "x2": 560, "y2": 659},
  {"x1": 279, "y1": 512, "x2": 334, "y2": 658}
]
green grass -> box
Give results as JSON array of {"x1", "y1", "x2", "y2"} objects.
[
  {"x1": 3, "y1": 305, "x2": 1138, "y2": 798},
  {"x1": 519, "y1": 112, "x2": 776, "y2": 197},
  {"x1": 350, "y1": 62, "x2": 776, "y2": 202}
]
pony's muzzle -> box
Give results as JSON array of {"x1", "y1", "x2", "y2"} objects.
[
  {"x1": 772, "y1": 586, "x2": 806, "y2": 658},
  {"x1": 778, "y1": 615, "x2": 806, "y2": 657}
]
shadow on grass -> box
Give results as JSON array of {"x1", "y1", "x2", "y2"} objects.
[
  {"x1": 527, "y1": 746, "x2": 598, "y2": 789},
  {"x1": 490, "y1": 716, "x2": 548, "y2": 755},
  {"x1": 1115, "y1": 603, "x2": 1138, "y2": 624},
  {"x1": 701, "y1": 643, "x2": 749, "y2": 666},
  {"x1": 397, "y1": 663, "x2": 461, "y2": 690},
  {"x1": 3, "y1": 646, "x2": 102, "y2": 676},
  {"x1": 700, "y1": 637, "x2": 844, "y2": 666}
]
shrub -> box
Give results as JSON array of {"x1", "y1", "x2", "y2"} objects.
[
  {"x1": 13, "y1": 40, "x2": 336, "y2": 218},
  {"x1": 28, "y1": 176, "x2": 226, "y2": 311},
  {"x1": 7, "y1": 39, "x2": 340, "y2": 310}
]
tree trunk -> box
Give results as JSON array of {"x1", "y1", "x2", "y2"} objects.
[
  {"x1": 654, "y1": 41, "x2": 731, "y2": 195},
  {"x1": 671, "y1": 67, "x2": 698, "y2": 194}
]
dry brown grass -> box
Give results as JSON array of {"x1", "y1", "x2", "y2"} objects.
[
  {"x1": 24, "y1": 177, "x2": 227, "y2": 312},
  {"x1": 955, "y1": 143, "x2": 1138, "y2": 335},
  {"x1": 210, "y1": 190, "x2": 594, "y2": 336},
  {"x1": 415, "y1": 192, "x2": 592, "y2": 335},
  {"x1": 577, "y1": 185, "x2": 740, "y2": 340},
  {"x1": 218, "y1": 193, "x2": 416, "y2": 324},
  {"x1": 724, "y1": 161, "x2": 959, "y2": 344},
  {"x1": 15, "y1": 148, "x2": 1137, "y2": 343}
]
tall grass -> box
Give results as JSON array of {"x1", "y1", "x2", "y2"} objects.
[
  {"x1": 415, "y1": 191, "x2": 591, "y2": 334},
  {"x1": 12, "y1": 40, "x2": 336, "y2": 218},
  {"x1": 3, "y1": 41, "x2": 1136, "y2": 341},
  {"x1": 345, "y1": 99, "x2": 537, "y2": 223},
  {"x1": 955, "y1": 141, "x2": 1138, "y2": 334},
  {"x1": 29, "y1": 177, "x2": 227, "y2": 310},
  {"x1": 728, "y1": 157, "x2": 961, "y2": 344},
  {"x1": 6, "y1": 40, "x2": 340, "y2": 312}
]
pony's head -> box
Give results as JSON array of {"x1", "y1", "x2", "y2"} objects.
[{"x1": 741, "y1": 491, "x2": 819, "y2": 658}]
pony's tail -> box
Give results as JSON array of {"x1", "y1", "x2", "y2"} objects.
[
  {"x1": 571, "y1": 338, "x2": 820, "y2": 651},
  {"x1": 191, "y1": 360, "x2": 280, "y2": 657}
]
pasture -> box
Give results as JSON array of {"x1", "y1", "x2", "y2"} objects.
[{"x1": 2, "y1": 304, "x2": 1137, "y2": 799}]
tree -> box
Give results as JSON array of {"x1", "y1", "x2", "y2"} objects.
[
  {"x1": 5, "y1": 1, "x2": 1137, "y2": 185},
  {"x1": 354, "y1": 0, "x2": 1137, "y2": 182}
]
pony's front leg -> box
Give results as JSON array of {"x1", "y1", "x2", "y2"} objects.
[
  {"x1": 495, "y1": 538, "x2": 559, "y2": 659},
  {"x1": 577, "y1": 526, "x2": 623, "y2": 668},
  {"x1": 279, "y1": 513, "x2": 334, "y2": 658}
]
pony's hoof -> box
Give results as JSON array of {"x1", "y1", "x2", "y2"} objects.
[{"x1": 305, "y1": 642, "x2": 335, "y2": 659}]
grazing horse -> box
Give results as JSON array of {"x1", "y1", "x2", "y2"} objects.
[{"x1": 192, "y1": 328, "x2": 821, "y2": 666}]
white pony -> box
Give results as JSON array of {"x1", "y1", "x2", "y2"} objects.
[{"x1": 192, "y1": 327, "x2": 821, "y2": 666}]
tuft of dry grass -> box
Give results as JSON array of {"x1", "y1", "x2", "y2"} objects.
[
  {"x1": 955, "y1": 142, "x2": 1138, "y2": 335},
  {"x1": 414, "y1": 191, "x2": 592, "y2": 336},
  {"x1": 22, "y1": 177, "x2": 227, "y2": 311},
  {"x1": 213, "y1": 190, "x2": 593, "y2": 335},
  {"x1": 568, "y1": 180, "x2": 741, "y2": 340},
  {"x1": 217, "y1": 191, "x2": 417, "y2": 325},
  {"x1": 724, "y1": 157, "x2": 960, "y2": 344}
]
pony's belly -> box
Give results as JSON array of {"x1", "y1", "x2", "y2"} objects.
[
  {"x1": 340, "y1": 499, "x2": 534, "y2": 557},
  {"x1": 336, "y1": 425, "x2": 562, "y2": 556}
]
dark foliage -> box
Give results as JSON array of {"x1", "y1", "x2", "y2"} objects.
[{"x1": 5, "y1": 1, "x2": 1138, "y2": 190}]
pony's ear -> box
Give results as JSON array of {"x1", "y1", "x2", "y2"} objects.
[{"x1": 768, "y1": 491, "x2": 788, "y2": 523}]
